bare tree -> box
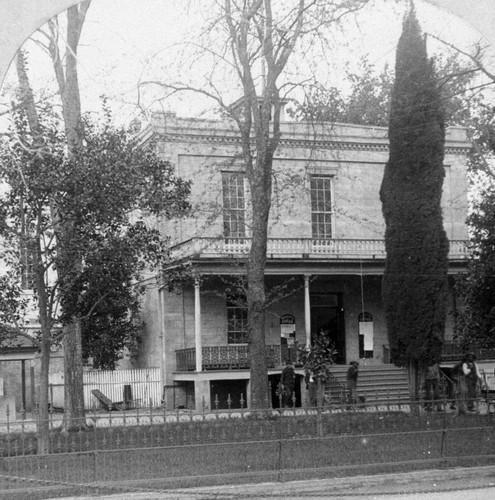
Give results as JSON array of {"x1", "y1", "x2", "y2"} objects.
[{"x1": 38, "y1": 1, "x2": 91, "y2": 426}]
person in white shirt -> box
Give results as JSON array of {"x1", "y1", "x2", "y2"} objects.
[{"x1": 304, "y1": 370, "x2": 317, "y2": 407}]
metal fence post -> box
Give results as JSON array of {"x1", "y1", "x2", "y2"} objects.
[
  {"x1": 316, "y1": 378, "x2": 323, "y2": 437},
  {"x1": 440, "y1": 407, "x2": 448, "y2": 458},
  {"x1": 93, "y1": 450, "x2": 98, "y2": 483},
  {"x1": 278, "y1": 409, "x2": 284, "y2": 482},
  {"x1": 440, "y1": 429, "x2": 447, "y2": 457}
]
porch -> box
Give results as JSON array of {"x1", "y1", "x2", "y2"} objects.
[{"x1": 176, "y1": 345, "x2": 299, "y2": 372}]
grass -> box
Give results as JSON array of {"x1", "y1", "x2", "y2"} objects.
[{"x1": 1, "y1": 407, "x2": 494, "y2": 456}]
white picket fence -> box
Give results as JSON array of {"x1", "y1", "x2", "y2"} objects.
[{"x1": 84, "y1": 368, "x2": 162, "y2": 410}]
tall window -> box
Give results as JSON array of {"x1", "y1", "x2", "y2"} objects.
[
  {"x1": 222, "y1": 172, "x2": 246, "y2": 238},
  {"x1": 310, "y1": 176, "x2": 333, "y2": 239},
  {"x1": 20, "y1": 243, "x2": 35, "y2": 290},
  {"x1": 227, "y1": 295, "x2": 248, "y2": 344}
]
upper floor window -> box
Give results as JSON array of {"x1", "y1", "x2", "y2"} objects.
[
  {"x1": 20, "y1": 243, "x2": 35, "y2": 290},
  {"x1": 222, "y1": 172, "x2": 246, "y2": 238},
  {"x1": 227, "y1": 295, "x2": 248, "y2": 344},
  {"x1": 310, "y1": 176, "x2": 333, "y2": 239}
]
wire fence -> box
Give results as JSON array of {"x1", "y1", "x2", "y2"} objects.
[{"x1": 0, "y1": 399, "x2": 494, "y2": 499}]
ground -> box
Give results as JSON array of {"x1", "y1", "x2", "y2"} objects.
[{"x1": 47, "y1": 465, "x2": 495, "y2": 500}]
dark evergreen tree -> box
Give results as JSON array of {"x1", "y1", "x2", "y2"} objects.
[{"x1": 379, "y1": 7, "x2": 449, "y2": 378}]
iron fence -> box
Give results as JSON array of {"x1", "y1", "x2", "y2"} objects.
[{"x1": 0, "y1": 399, "x2": 494, "y2": 499}]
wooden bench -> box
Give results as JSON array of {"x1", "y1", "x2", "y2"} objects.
[{"x1": 91, "y1": 389, "x2": 124, "y2": 411}]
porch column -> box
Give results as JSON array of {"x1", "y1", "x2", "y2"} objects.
[
  {"x1": 304, "y1": 274, "x2": 311, "y2": 348},
  {"x1": 195, "y1": 379, "x2": 210, "y2": 411},
  {"x1": 246, "y1": 379, "x2": 251, "y2": 408},
  {"x1": 194, "y1": 277, "x2": 202, "y2": 372},
  {"x1": 158, "y1": 287, "x2": 167, "y2": 400},
  {"x1": 30, "y1": 360, "x2": 35, "y2": 411}
]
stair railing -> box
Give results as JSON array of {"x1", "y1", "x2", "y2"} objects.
[
  {"x1": 323, "y1": 369, "x2": 347, "y2": 407},
  {"x1": 438, "y1": 369, "x2": 456, "y2": 408}
]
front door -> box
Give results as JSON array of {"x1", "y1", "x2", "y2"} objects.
[{"x1": 310, "y1": 293, "x2": 346, "y2": 364}]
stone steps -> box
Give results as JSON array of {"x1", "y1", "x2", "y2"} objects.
[{"x1": 325, "y1": 364, "x2": 410, "y2": 405}]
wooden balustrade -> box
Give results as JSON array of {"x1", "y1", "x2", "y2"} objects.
[{"x1": 170, "y1": 237, "x2": 469, "y2": 261}]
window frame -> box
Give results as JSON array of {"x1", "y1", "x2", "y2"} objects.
[
  {"x1": 310, "y1": 175, "x2": 334, "y2": 239},
  {"x1": 226, "y1": 294, "x2": 248, "y2": 344},
  {"x1": 20, "y1": 243, "x2": 35, "y2": 291},
  {"x1": 222, "y1": 171, "x2": 246, "y2": 238}
]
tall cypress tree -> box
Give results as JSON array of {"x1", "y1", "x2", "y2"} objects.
[{"x1": 380, "y1": 7, "x2": 449, "y2": 380}]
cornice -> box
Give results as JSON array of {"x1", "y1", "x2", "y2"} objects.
[{"x1": 157, "y1": 132, "x2": 471, "y2": 154}]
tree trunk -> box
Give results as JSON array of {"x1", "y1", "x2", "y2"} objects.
[
  {"x1": 247, "y1": 290, "x2": 269, "y2": 409},
  {"x1": 247, "y1": 156, "x2": 271, "y2": 409},
  {"x1": 15, "y1": 52, "x2": 54, "y2": 453},
  {"x1": 37, "y1": 340, "x2": 51, "y2": 455},
  {"x1": 247, "y1": 236, "x2": 269, "y2": 409},
  {"x1": 51, "y1": 2, "x2": 90, "y2": 423},
  {"x1": 62, "y1": 319, "x2": 86, "y2": 429}
]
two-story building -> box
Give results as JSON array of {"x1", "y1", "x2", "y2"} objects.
[{"x1": 135, "y1": 111, "x2": 471, "y2": 411}]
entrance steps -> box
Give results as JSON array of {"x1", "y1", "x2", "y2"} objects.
[{"x1": 326, "y1": 364, "x2": 410, "y2": 405}]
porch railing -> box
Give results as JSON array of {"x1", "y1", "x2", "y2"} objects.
[
  {"x1": 176, "y1": 344, "x2": 299, "y2": 371},
  {"x1": 441, "y1": 341, "x2": 495, "y2": 362},
  {"x1": 170, "y1": 237, "x2": 469, "y2": 261}
]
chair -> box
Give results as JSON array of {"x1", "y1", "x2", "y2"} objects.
[
  {"x1": 91, "y1": 389, "x2": 124, "y2": 411},
  {"x1": 123, "y1": 384, "x2": 141, "y2": 409}
]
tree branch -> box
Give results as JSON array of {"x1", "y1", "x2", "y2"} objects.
[{"x1": 428, "y1": 33, "x2": 495, "y2": 83}]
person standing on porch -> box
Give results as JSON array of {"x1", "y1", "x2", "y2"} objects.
[
  {"x1": 423, "y1": 362, "x2": 442, "y2": 411},
  {"x1": 453, "y1": 354, "x2": 468, "y2": 415},
  {"x1": 346, "y1": 361, "x2": 359, "y2": 404},
  {"x1": 305, "y1": 369, "x2": 317, "y2": 407},
  {"x1": 463, "y1": 352, "x2": 482, "y2": 411}
]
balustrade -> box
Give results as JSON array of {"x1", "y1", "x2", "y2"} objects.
[
  {"x1": 176, "y1": 345, "x2": 299, "y2": 371},
  {"x1": 176, "y1": 348, "x2": 196, "y2": 371},
  {"x1": 177, "y1": 340, "x2": 492, "y2": 372},
  {"x1": 441, "y1": 341, "x2": 495, "y2": 362},
  {"x1": 170, "y1": 237, "x2": 469, "y2": 260}
]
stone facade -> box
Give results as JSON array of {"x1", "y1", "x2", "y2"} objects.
[{"x1": 136, "y1": 112, "x2": 471, "y2": 410}]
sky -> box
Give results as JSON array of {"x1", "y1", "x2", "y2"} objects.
[{"x1": 0, "y1": 0, "x2": 493, "y2": 128}]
